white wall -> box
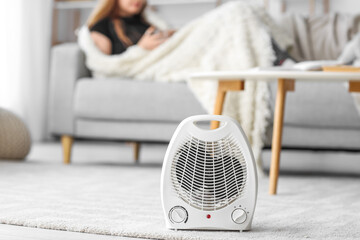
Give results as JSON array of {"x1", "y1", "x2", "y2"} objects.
[
  {"x1": 55, "y1": 0, "x2": 263, "y2": 42},
  {"x1": 1, "y1": 0, "x2": 53, "y2": 141},
  {"x1": 54, "y1": 0, "x2": 360, "y2": 43}
]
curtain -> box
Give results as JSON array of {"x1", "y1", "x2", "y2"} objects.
[{"x1": 0, "y1": 0, "x2": 53, "y2": 141}]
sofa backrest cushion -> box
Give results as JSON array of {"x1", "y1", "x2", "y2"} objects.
[{"x1": 277, "y1": 13, "x2": 360, "y2": 61}]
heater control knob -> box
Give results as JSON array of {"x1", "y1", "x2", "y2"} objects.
[
  {"x1": 231, "y1": 208, "x2": 247, "y2": 224},
  {"x1": 169, "y1": 206, "x2": 188, "y2": 223}
]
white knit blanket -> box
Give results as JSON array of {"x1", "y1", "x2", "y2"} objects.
[{"x1": 78, "y1": 2, "x2": 293, "y2": 172}]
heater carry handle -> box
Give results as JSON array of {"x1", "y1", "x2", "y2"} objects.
[
  {"x1": 187, "y1": 114, "x2": 233, "y2": 123},
  {"x1": 187, "y1": 114, "x2": 236, "y2": 132},
  {"x1": 180, "y1": 115, "x2": 243, "y2": 144}
]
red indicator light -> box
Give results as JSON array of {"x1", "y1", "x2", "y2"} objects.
[{"x1": 206, "y1": 214, "x2": 211, "y2": 219}]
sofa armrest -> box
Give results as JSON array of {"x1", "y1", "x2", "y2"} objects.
[{"x1": 48, "y1": 43, "x2": 90, "y2": 136}]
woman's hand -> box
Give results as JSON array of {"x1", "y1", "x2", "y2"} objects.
[
  {"x1": 164, "y1": 29, "x2": 176, "y2": 37},
  {"x1": 137, "y1": 26, "x2": 169, "y2": 50}
]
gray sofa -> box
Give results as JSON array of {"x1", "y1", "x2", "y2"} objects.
[
  {"x1": 48, "y1": 42, "x2": 360, "y2": 169},
  {"x1": 48, "y1": 43, "x2": 208, "y2": 163},
  {"x1": 49, "y1": 11, "x2": 360, "y2": 173}
]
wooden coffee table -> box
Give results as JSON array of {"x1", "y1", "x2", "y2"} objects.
[{"x1": 190, "y1": 67, "x2": 360, "y2": 195}]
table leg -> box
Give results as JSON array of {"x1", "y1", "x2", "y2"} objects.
[
  {"x1": 269, "y1": 78, "x2": 295, "y2": 195},
  {"x1": 349, "y1": 81, "x2": 360, "y2": 92},
  {"x1": 211, "y1": 80, "x2": 244, "y2": 129}
]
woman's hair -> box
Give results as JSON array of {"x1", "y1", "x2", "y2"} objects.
[{"x1": 87, "y1": 0, "x2": 148, "y2": 46}]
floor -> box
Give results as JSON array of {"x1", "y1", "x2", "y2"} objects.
[
  {"x1": 1, "y1": 141, "x2": 359, "y2": 240},
  {"x1": 0, "y1": 141, "x2": 166, "y2": 240},
  {"x1": 0, "y1": 224, "x2": 139, "y2": 240}
]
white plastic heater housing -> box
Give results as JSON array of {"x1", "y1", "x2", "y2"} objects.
[{"x1": 161, "y1": 115, "x2": 258, "y2": 231}]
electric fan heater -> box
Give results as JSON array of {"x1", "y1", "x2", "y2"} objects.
[{"x1": 161, "y1": 115, "x2": 257, "y2": 231}]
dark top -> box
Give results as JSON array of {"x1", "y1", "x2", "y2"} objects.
[{"x1": 90, "y1": 14, "x2": 150, "y2": 55}]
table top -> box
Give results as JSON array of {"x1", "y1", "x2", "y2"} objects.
[{"x1": 190, "y1": 68, "x2": 360, "y2": 82}]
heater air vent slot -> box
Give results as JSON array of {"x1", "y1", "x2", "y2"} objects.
[{"x1": 171, "y1": 134, "x2": 247, "y2": 211}]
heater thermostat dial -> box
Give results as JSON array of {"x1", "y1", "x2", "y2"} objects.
[
  {"x1": 169, "y1": 206, "x2": 188, "y2": 223},
  {"x1": 231, "y1": 208, "x2": 247, "y2": 224}
]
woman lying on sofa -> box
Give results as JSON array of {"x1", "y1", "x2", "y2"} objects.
[
  {"x1": 84, "y1": 0, "x2": 293, "y2": 67},
  {"x1": 88, "y1": 0, "x2": 176, "y2": 55},
  {"x1": 78, "y1": 0, "x2": 294, "y2": 169}
]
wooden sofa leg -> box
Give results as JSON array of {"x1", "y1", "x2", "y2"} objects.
[
  {"x1": 61, "y1": 135, "x2": 73, "y2": 164},
  {"x1": 133, "y1": 142, "x2": 140, "y2": 163}
]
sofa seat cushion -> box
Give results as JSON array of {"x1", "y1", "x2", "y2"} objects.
[
  {"x1": 269, "y1": 81, "x2": 360, "y2": 129},
  {"x1": 74, "y1": 78, "x2": 206, "y2": 122},
  {"x1": 264, "y1": 124, "x2": 360, "y2": 150},
  {"x1": 75, "y1": 119, "x2": 179, "y2": 142}
]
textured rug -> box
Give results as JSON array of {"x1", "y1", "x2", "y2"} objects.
[{"x1": 0, "y1": 161, "x2": 359, "y2": 240}]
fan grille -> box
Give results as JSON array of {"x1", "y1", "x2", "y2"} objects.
[{"x1": 170, "y1": 134, "x2": 247, "y2": 211}]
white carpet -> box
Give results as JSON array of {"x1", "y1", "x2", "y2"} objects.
[{"x1": 0, "y1": 160, "x2": 360, "y2": 240}]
